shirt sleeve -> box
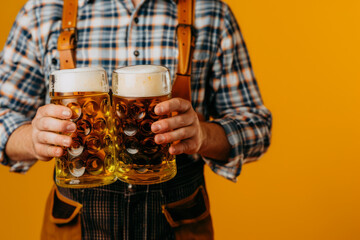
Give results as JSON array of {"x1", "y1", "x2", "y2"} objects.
[
  {"x1": 202, "y1": 4, "x2": 272, "y2": 182},
  {"x1": 0, "y1": 4, "x2": 45, "y2": 166}
]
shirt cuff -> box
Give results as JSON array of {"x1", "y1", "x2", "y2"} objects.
[
  {"x1": 1, "y1": 149, "x2": 37, "y2": 174},
  {"x1": 8, "y1": 158, "x2": 37, "y2": 174},
  {"x1": 202, "y1": 155, "x2": 242, "y2": 182},
  {"x1": 201, "y1": 118, "x2": 244, "y2": 182}
]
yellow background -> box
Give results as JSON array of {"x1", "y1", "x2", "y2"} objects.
[{"x1": 1, "y1": 0, "x2": 359, "y2": 239}]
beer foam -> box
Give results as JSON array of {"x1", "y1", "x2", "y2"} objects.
[
  {"x1": 51, "y1": 67, "x2": 108, "y2": 93},
  {"x1": 113, "y1": 65, "x2": 170, "y2": 97}
]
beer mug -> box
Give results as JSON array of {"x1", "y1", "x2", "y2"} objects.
[
  {"x1": 112, "y1": 65, "x2": 176, "y2": 184},
  {"x1": 50, "y1": 67, "x2": 116, "y2": 188}
]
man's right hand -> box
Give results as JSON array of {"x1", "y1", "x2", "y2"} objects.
[
  {"x1": 5, "y1": 104, "x2": 76, "y2": 162},
  {"x1": 31, "y1": 104, "x2": 76, "y2": 161}
]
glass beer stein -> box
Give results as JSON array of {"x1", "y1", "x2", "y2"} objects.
[
  {"x1": 50, "y1": 67, "x2": 116, "y2": 188},
  {"x1": 112, "y1": 65, "x2": 177, "y2": 184}
]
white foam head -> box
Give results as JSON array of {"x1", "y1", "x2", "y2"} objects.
[
  {"x1": 50, "y1": 67, "x2": 108, "y2": 93},
  {"x1": 113, "y1": 65, "x2": 171, "y2": 97}
]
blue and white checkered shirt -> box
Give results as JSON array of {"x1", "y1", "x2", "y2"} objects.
[{"x1": 0, "y1": 0, "x2": 271, "y2": 181}]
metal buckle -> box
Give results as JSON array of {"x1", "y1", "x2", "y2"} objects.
[
  {"x1": 58, "y1": 27, "x2": 78, "y2": 50},
  {"x1": 61, "y1": 27, "x2": 78, "y2": 42}
]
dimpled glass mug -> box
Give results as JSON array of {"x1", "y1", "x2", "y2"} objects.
[
  {"x1": 112, "y1": 65, "x2": 177, "y2": 184},
  {"x1": 50, "y1": 67, "x2": 117, "y2": 188}
]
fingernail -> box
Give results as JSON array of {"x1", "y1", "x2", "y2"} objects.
[
  {"x1": 156, "y1": 135, "x2": 165, "y2": 144},
  {"x1": 67, "y1": 124, "x2": 76, "y2": 132},
  {"x1": 155, "y1": 106, "x2": 164, "y2": 115},
  {"x1": 152, "y1": 124, "x2": 161, "y2": 132},
  {"x1": 63, "y1": 139, "x2": 71, "y2": 147},
  {"x1": 63, "y1": 110, "x2": 71, "y2": 117}
]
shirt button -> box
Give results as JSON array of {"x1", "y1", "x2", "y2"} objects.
[
  {"x1": 134, "y1": 50, "x2": 140, "y2": 57},
  {"x1": 134, "y1": 17, "x2": 139, "y2": 24},
  {"x1": 51, "y1": 58, "x2": 57, "y2": 65},
  {"x1": 128, "y1": 184, "x2": 135, "y2": 192}
]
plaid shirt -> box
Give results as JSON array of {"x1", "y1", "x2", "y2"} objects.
[{"x1": 0, "y1": 0, "x2": 272, "y2": 182}]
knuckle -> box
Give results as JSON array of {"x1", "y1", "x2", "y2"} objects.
[
  {"x1": 158, "y1": 101, "x2": 166, "y2": 108},
  {"x1": 37, "y1": 132, "x2": 47, "y2": 143},
  {"x1": 32, "y1": 114, "x2": 40, "y2": 123},
  {"x1": 187, "y1": 140, "x2": 197, "y2": 154},
  {"x1": 41, "y1": 118, "x2": 50, "y2": 130},
  {"x1": 43, "y1": 104, "x2": 56, "y2": 116},
  {"x1": 45, "y1": 146, "x2": 52, "y2": 157},
  {"x1": 178, "y1": 129, "x2": 186, "y2": 139},
  {"x1": 47, "y1": 104, "x2": 57, "y2": 116},
  {"x1": 47, "y1": 146, "x2": 56, "y2": 157},
  {"x1": 192, "y1": 140, "x2": 199, "y2": 151},
  {"x1": 38, "y1": 106, "x2": 46, "y2": 115},
  {"x1": 162, "y1": 134, "x2": 169, "y2": 143},
  {"x1": 57, "y1": 135, "x2": 66, "y2": 146},
  {"x1": 34, "y1": 113, "x2": 44, "y2": 124},
  {"x1": 53, "y1": 135, "x2": 60, "y2": 145},
  {"x1": 161, "y1": 120, "x2": 169, "y2": 130},
  {"x1": 192, "y1": 113, "x2": 198, "y2": 123},
  {"x1": 44, "y1": 104, "x2": 59, "y2": 117},
  {"x1": 182, "y1": 142, "x2": 189, "y2": 152},
  {"x1": 177, "y1": 116, "x2": 186, "y2": 126},
  {"x1": 183, "y1": 99, "x2": 191, "y2": 106},
  {"x1": 59, "y1": 121, "x2": 68, "y2": 132},
  {"x1": 192, "y1": 127, "x2": 198, "y2": 137},
  {"x1": 32, "y1": 128, "x2": 39, "y2": 139},
  {"x1": 55, "y1": 147, "x2": 62, "y2": 157},
  {"x1": 174, "y1": 98, "x2": 182, "y2": 108},
  {"x1": 34, "y1": 144, "x2": 42, "y2": 156},
  {"x1": 31, "y1": 118, "x2": 38, "y2": 129}
]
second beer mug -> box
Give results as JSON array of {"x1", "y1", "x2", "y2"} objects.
[
  {"x1": 50, "y1": 67, "x2": 116, "y2": 188},
  {"x1": 112, "y1": 65, "x2": 177, "y2": 184}
]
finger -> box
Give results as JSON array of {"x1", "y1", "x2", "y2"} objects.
[
  {"x1": 151, "y1": 112, "x2": 195, "y2": 133},
  {"x1": 169, "y1": 139, "x2": 198, "y2": 155},
  {"x1": 37, "y1": 104, "x2": 72, "y2": 119},
  {"x1": 34, "y1": 143, "x2": 64, "y2": 159},
  {"x1": 154, "y1": 98, "x2": 191, "y2": 115},
  {"x1": 37, "y1": 131, "x2": 72, "y2": 147},
  {"x1": 35, "y1": 117, "x2": 76, "y2": 133},
  {"x1": 154, "y1": 126, "x2": 196, "y2": 144}
]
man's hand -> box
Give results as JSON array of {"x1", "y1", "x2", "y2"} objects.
[
  {"x1": 151, "y1": 98, "x2": 231, "y2": 161},
  {"x1": 6, "y1": 104, "x2": 76, "y2": 162},
  {"x1": 31, "y1": 104, "x2": 76, "y2": 161},
  {"x1": 151, "y1": 98, "x2": 206, "y2": 155}
]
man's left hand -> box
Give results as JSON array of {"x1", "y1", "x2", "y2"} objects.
[{"x1": 151, "y1": 98, "x2": 206, "y2": 155}]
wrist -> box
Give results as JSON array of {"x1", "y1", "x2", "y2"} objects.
[
  {"x1": 23, "y1": 124, "x2": 37, "y2": 160},
  {"x1": 197, "y1": 121, "x2": 231, "y2": 162},
  {"x1": 198, "y1": 122, "x2": 209, "y2": 155},
  {"x1": 5, "y1": 124, "x2": 37, "y2": 161}
]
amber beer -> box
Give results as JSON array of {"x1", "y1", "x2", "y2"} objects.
[
  {"x1": 112, "y1": 65, "x2": 176, "y2": 184},
  {"x1": 50, "y1": 67, "x2": 116, "y2": 188}
]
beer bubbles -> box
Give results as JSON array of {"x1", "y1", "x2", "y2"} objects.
[
  {"x1": 50, "y1": 67, "x2": 116, "y2": 188},
  {"x1": 49, "y1": 65, "x2": 177, "y2": 187},
  {"x1": 112, "y1": 65, "x2": 177, "y2": 185}
]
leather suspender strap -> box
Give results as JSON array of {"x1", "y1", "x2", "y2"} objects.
[
  {"x1": 57, "y1": 0, "x2": 195, "y2": 101},
  {"x1": 172, "y1": 0, "x2": 195, "y2": 101},
  {"x1": 58, "y1": 0, "x2": 78, "y2": 69}
]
